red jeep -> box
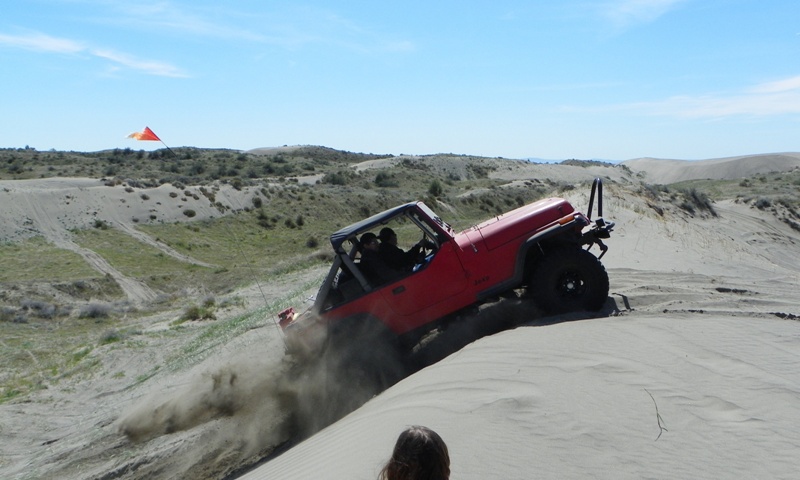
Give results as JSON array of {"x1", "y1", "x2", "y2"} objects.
[{"x1": 281, "y1": 179, "x2": 614, "y2": 359}]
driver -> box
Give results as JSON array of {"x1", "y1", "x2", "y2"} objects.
[
  {"x1": 359, "y1": 232, "x2": 403, "y2": 285},
  {"x1": 378, "y1": 227, "x2": 427, "y2": 272}
]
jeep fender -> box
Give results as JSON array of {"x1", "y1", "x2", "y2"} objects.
[{"x1": 476, "y1": 215, "x2": 589, "y2": 301}]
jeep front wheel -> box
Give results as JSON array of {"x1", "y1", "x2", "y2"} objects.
[{"x1": 530, "y1": 247, "x2": 609, "y2": 313}]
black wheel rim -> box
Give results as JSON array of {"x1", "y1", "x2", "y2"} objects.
[{"x1": 556, "y1": 269, "x2": 586, "y2": 298}]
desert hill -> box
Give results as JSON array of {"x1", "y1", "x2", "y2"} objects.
[
  {"x1": 1, "y1": 148, "x2": 799, "y2": 479},
  {"x1": 622, "y1": 152, "x2": 800, "y2": 184}
]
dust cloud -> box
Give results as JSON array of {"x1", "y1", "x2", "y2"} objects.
[
  {"x1": 115, "y1": 344, "x2": 390, "y2": 478},
  {"x1": 114, "y1": 296, "x2": 568, "y2": 478},
  {"x1": 116, "y1": 358, "x2": 293, "y2": 476}
]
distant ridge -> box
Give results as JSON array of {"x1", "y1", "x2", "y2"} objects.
[{"x1": 621, "y1": 153, "x2": 800, "y2": 184}]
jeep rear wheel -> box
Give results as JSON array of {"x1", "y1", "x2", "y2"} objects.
[{"x1": 530, "y1": 247, "x2": 609, "y2": 313}]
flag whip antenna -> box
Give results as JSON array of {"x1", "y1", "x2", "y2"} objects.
[{"x1": 126, "y1": 126, "x2": 175, "y2": 156}]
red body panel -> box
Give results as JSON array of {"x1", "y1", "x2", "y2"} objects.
[
  {"x1": 318, "y1": 197, "x2": 578, "y2": 336},
  {"x1": 469, "y1": 197, "x2": 574, "y2": 251},
  {"x1": 321, "y1": 242, "x2": 471, "y2": 334}
]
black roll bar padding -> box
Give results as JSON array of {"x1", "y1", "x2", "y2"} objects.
[{"x1": 587, "y1": 177, "x2": 603, "y2": 220}]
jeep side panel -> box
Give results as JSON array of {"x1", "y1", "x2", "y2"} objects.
[
  {"x1": 379, "y1": 241, "x2": 468, "y2": 318},
  {"x1": 318, "y1": 241, "x2": 472, "y2": 336}
]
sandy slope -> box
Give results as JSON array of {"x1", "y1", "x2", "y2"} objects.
[
  {"x1": 622, "y1": 152, "x2": 800, "y2": 184},
  {"x1": 245, "y1": 312, "x2": 800, "y2": 480},
  {"x1": 0, "y1": 178, "x2": 258, "y2": 305},
  {"x1": 2, "y1": 156, "x2": 800, "y2": 480},
  {"x1": 239, "y1": 176, "x2": 800, "y2": 480}
]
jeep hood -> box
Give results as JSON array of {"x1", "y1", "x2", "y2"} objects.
[{"x1": 466, "y1": 197, "x2": 575, "y2": 251}]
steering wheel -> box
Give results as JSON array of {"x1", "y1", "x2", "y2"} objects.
[{"x1": 417, "y1": 234, "x2": 436, "y2": 256}]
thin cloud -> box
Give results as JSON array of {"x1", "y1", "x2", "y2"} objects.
[
  {"x1": 0, "y1": 31, "x2": 84, "y2": 54},
  {"x1": 632, "y1": 76, "x2": 800, "y2": 118},
  {"x1": 0, "y1": 30, "x2": 187, "y2": 77},
  {"x1": 95, "y1": 3, "x2": 413, "y2": 54},
  {"x1": 601, "y1": 0, "x2": 687, "y2": 28},
  {"x1": 91, "y1": 49, "x2": 188, "y2": 78},
  {"x1": 749, "y1": 75, "x2": 800, "y2": 94},
  {"x1": 256, "y1": 6, "x2": 416, "y2": 54},
  {"x1": 105, "y1": 3, "x2": 267, "y2": 42},
  {"x1": 559, "y1": 75, "x2": 800, "y2": 118},
  {"x1": 644, "y1": 93, "x2": 800, "y2": 117}
]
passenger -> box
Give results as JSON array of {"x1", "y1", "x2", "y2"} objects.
[
  {"x1": 378, "y1": 227, "x2": 424, "y2": 271},
  {"x1": 378, "y1": 425, "x2": 450, "y2": 480},
  {"x1": 359, "y1": 232, "x2": 403, "y2": 285}
]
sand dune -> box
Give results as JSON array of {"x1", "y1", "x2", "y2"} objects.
[
  {"x1": 622, "y1": 152, "x2": 800, "y2": 184},
  {"x1": 239, "y1": 162, "x2": 800, "y2": 480},
  {"x1": 1, "y1": 154, "x2": 799, "y2": 480},
  {"x1": 244, "y1": 310, "x2": 800, "y2": 479},
  {"x1": 0, "y1": 177, "x2": 259, "y2": 304}
]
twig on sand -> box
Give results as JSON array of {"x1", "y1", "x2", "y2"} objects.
[{"x1": 645, "y1": 388, "x2": 668, "y2": 441}]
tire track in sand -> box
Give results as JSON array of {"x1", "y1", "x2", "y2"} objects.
[
  {"x1": 22, "y1": 191, "x2": 158, "y2": 305},
  {"x1": 114, "y1": 222, "x2": 217, "y2": 269}
]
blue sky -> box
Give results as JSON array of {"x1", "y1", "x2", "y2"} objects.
[{"x1": 1, "y1": 0, "x2": 798, "y2": 160}]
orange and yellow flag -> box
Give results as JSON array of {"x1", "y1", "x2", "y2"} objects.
[{"x1": 127, "y1": 126, "x2": 161, "y2": 141}]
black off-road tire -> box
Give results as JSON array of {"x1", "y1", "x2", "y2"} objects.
[{"x1": 529, "y1": 247, "x2": 609, "y2": 314}]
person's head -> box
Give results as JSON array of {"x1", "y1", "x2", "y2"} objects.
[
  {"x1": 379, "y1": 227, "x2": 398, "y2": 246},
  {"x1": 379, "y1": 426, "x2": 450, "y2": 480},
  {"x1": 360, "y1": 232, "x2": 379, "y2": 251}
]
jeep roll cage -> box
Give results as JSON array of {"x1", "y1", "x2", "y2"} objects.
[{"x1": 313, "y1": 202, "x2": 451, "y2": 314}]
